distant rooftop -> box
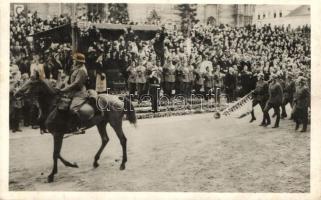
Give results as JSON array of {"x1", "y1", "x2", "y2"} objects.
[{"x1": 286, "y1": 5, "x2": 310, "y2": 17}]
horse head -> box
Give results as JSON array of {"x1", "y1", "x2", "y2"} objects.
[{"x1": 14, "y1": 71, "x2": 58, "y2": 98}]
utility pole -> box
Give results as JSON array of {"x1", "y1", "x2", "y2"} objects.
[{"x1": 71, "y1": 3, "x2": 79, "y2": 54}]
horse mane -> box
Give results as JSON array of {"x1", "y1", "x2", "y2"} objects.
[{"x1": 40, "y1": 79, "x2": 58, "y2": 96}]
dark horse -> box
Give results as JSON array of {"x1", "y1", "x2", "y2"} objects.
[{"x1": 15, "y1": 76, "x2": 137, "y2": 183}]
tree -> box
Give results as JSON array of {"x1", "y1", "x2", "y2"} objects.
[
  {"x1": 107, "y1": 3, "x2": 129, "y2": 24},
  {"x1": 176, "y1": 4, "x2": 199, "y2": 37},
  {"x1": 147, "y1": 9, "x2": 161, "y2": 25}
]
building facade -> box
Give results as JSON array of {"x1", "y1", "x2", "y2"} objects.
[
  {"x1": 253, "y1": 5, "x2": 310, "y2": 28},
  {"x1": 11, "y1": 3, "x2": 255, "y2": 27}
]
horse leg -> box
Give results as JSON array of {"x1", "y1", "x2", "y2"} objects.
[
  {"x1": 48, "y1": 133, "x2": 63, "y2": 183},
  {"x1": 111, "y1": 121, "x2": 127, "y2": 170},
  {"x1": 93, "y1": 121, "x2": 109, "y2": 168},
  {"x1": 59, "y1": 155, "x2": 79, "y2": 168}
]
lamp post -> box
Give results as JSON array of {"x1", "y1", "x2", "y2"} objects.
[{"x1": 71, "y1": 3, "x2": 79, "y2": 53}]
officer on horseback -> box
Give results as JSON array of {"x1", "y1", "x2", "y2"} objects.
[{"x1": 60, "y1": 53, "x2": 88, "y2": 133}]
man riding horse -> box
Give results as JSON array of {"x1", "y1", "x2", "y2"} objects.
[
  {"x1": 59, "y1": 53, "x2": 90, "y2": 134},
  {"x1": 15, "y1": 52, "x2": 137, "y2": 183}
]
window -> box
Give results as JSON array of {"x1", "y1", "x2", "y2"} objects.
[
  {"x1": 263, "y1": 14, "x2": 266, "y2": 19},
  {"x1": 258, "y1": 14, "x2": 260, "y2": 20},
  {"x1": 274, "y1": 13, "x2": 276, "y2": 18},
  {"x1": 279, "y1": 12, "x2": 282, "y2": 17}
]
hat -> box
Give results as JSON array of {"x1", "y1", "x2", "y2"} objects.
[{"x1": 73, "y1": 53, "x2": 86, "y2": 63}]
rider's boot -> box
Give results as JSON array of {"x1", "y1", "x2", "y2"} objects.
[{"x1": 70, "y1": 109, "x2": 85, "y2": 134}]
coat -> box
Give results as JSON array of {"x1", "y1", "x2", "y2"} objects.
[
  {"x1": 253, "y1": 80, "x2": 269, "y2": 102},
  {"x1": 284, "y1": 80, "x2": 296, "y2": 99},
  {"x1": 136, "y1": 65, "x2": 147, "y2": 83},
  {"x1": 164, "y1": 63, "x2": 176, "y2": 83},
  {"x1": 127, "y1": 66, "x2": 137, "y2": 84},
  {"x1": 268, "y1": 81, "x2": 283, "y2": 105},
  {"x1": 62, "y1": 64, "x2": 88, "y2": 98},
  {"x1": 294, "y1": 86, "x2": 310, "y2": 109},
  {"x1": 203, "y1": 72, "x2": 213, "y2": 88}
]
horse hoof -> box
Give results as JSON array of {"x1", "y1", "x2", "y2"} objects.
[
  {"x1": 93, "y1": 162, "x2": 99, "y2": 168},
  {"x1": 47, "y1": 175, "x2": 54, "y2": 183},
  {"x1": 120, "y1": 164, "x2": 125, "y2": 170}
]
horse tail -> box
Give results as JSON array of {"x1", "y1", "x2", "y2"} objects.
[{"x1": 124, "y1": 96, "x2": 137, "y2": 127}]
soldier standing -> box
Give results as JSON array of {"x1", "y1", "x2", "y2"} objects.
[
  {"x1": 263, "y1": 74, "x2": 283, "y2": 128},
  {"x1": 127, "y1": 61, "x2": 137, "y2": 98},
  {"x1": 163, "y1": 57, "x2": 176, "y2": 98},
  {"x1": 292, "y1": 77, "x2": 310, "y2": 132},
  {"x1": 250, "y1": 73, "x2": 269, "y2": 125},
  {"x1": 148, "y1": 69, "x2": 161, "y2": 113},
  {"x1": 136, "y1": 60, "x2": 147, "y2": 103},
  {"x1": 281, "y1": 73, "x2": 296, "y2": 119},
  {"x1": 203, "y1": 66, "x2": 213, "y2": 100}
]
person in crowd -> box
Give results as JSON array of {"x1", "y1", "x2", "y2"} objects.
[
  {"x1": 148, "y1": 68, "x2": 161, "y2": 113},
  {"x1": 127, "y1": 60, "x2": 137, "y2": 98},
  {"x1": 263, "y1": 74, "x2": 283, "y2": 128},
  {"x1": 182, "y1": 60, "x2": 191, "y2": 98},
  {"x1": 239, "y1": 65, "x2": 252, "y2": 97},
  {"x1": 194, "y1": 65, "x2": 204, "y2": 96},
  {"x1": 292, "y1": 77, "x2": 310, "y2": 132},
  {"x1": 163, "y1": 57, "x2": 176, "y2": 98},
  {"x1": 136, "y1": 60, "x2": 147, "y2": 103},
  {"x1": 86, "y1": 46, "x2": 99, "y2": 90},
  {"x1": 250, "y1": 73, "x2": 269, "y2": 125},
  {"x1": 153, "y1": 26, "x2": 166, "y2": 66},
  {"x1": 30, "y1": 53, "x2": 46, "y2": 80},
  {"x1": 213, "y1": 65, "x2": 223, "y2": 103},
  {"x1": 224, "y1": 67, "x2": 237, "y2": 103},
  {"x1": 203, "y1": 66, "x2": 213, "y2": 100},
  {"x1": 281, "y1": 72, "x2": 296, "y2": 119},
  {"x1": 10, "y1": 78, "x2": 23, "y2": 132}
]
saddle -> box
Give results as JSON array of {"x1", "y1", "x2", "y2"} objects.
[{"x1": 56, "y1": 90, "x2": 102, "y2": 125}]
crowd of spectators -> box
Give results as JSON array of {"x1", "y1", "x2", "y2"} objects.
[{"x1": 9, "y1": 9, "x2": 311, "y2": 132}]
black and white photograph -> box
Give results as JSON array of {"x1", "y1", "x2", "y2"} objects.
[{"x1": 1, "y1": 0, "x2": 320, "y2": 199}]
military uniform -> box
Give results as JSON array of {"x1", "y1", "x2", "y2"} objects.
[
  {"x1": 127, "y1": 65, "x2": 137, "y2": 97},
  {"x1": 62, "y1": 64, "x2": 88, "y2": 110},
  {"x1": 61, "y1": 53, "x2": 88, "y2": 131},
  {"x1": 250, "y1": 78, "x2": 269, "y2": 124},
  {"x1": 293, "y1": 83, "x2": 310, "y2": 132},
  {"x1": 282, "y1": 79, "x2": 296, "y2": 118},
  {"x1": 136, "y1": 65, "x2": 147, "y2": 101},
  {"x1": 163, "y1": 62, "x2": 176, "y2": 97},
  {"x1": 203, "y1": 71, "x2": 213, "y2": 100},
  {"x1": 148, "y1": 71, "x2": 160, "y2": 113},
  {"x1": 263, "y1": 78, "x2": 283, "y2": 128},
  {"x1": 194, "y1": 68, "x2": 204, "y2": 95},
  {"x1": 213, "y1": 71, "x2": 223, "y2": 103},
  {"x1": 182, "y1": 66, "x2": 190, "y2": 97}
]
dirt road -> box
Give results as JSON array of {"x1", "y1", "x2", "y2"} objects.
[{"x1": 9, "y1": 109, "x2": 310, "y2": 192}]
